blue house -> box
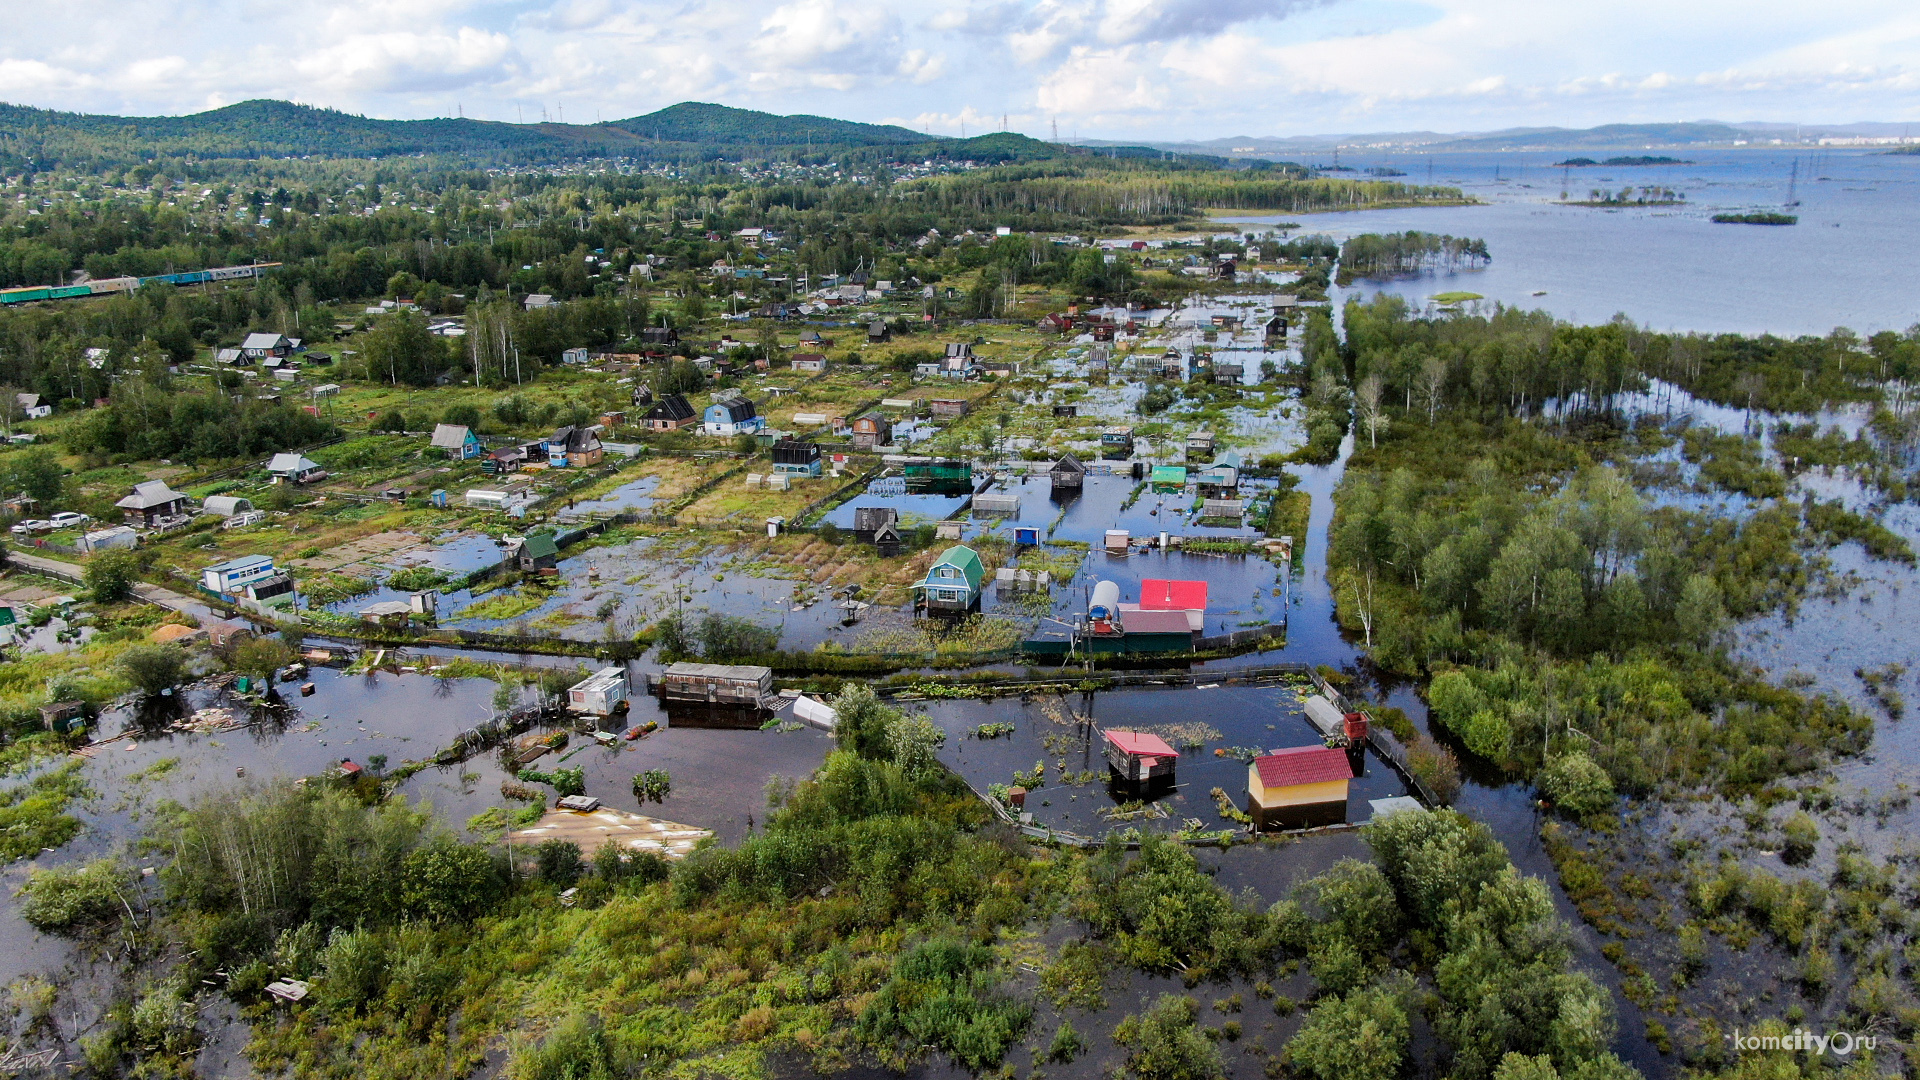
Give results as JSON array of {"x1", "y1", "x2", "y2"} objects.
[
  {"x1": 201, "y1": 554, "x2": 278, "y2": 595},
  {"x1": 911, "y1": 545, "x2": 985, "y2": 614},
  {"x1": 703, "y1": 398, "x2": 764, "y2": 437}
]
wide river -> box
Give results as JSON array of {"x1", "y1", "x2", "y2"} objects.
[{"x1": 1222, "y1": 146, "x2": 1920, "y2": 337}]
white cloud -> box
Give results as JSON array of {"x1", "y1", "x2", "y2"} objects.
[{"x1": 0, "y1": 0, "x2": 1913, "y2": 139}]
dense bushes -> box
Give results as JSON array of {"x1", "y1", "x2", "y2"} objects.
[{"x1": 68, "y1": 378, "x2": 336, "y2": 463}]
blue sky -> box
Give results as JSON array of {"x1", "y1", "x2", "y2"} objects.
[{"x1": 5, "y1": 0, "x2": 1919, "y2": 138}]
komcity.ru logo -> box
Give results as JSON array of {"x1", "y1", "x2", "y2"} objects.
[{"x1": 1729, "y1": 1029, "x2": 1879, "y2": 1056}]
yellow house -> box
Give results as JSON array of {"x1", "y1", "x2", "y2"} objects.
[{"x1": 1248, "y1": 746, "x2": 1353, "y2": 830}]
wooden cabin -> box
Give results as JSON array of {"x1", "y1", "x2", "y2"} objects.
[
  {"x1": 1185, "y1": 432, "x2": 1216, "y2": 458},
  {"x1": 1101, "y1": 427, "x2": 1135, "y2": 459},
  {"x1": 851, "y1": 413, "x2": 893, "y2": 450},
  {"x1": 1248, "y1": 747, "x2": 1352, "y2": 830},
  {"x1": 1103, "y1": 729, "x2": 1178, "y2": 785},
  {"x1": 1049, "y1": 453, "x2": 1086, "y2": 491},
  {"x1": 852, "y1": 506, "x2": 899, "y2": 542}
]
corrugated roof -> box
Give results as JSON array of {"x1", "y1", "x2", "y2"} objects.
[
  {"x1": 1254, "y1": 746, "x2": 1352, "y2": 789},
  {"x1": 1121, "y1": 609, "x2": 1194, "y2": 634},
  {"x1": 521, "y1": 533, "x2": 560, "y2": 559},
  {"x1": 431, "y1": 424, "x2": 474, "y2": 448},
  {"x1": 644, "y1": 394, "x2": 696, "y2": 421},
  {"x1": 1139, "y1": 579, "x2": 1208, "y2": 611},
  {"x1": 1104, "y1": 730, "x2": 1179, "y2": 758}
]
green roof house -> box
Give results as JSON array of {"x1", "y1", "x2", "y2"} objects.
[
  {"x1": 516, "y1": 532, "x2": 560, "y2": 572},
  {"x1": 1150, "y1": 465, "x2": 1188, "y2": 490},
  {"x1": 913, "y1": 544, "x2": 984, "y2": 613}
]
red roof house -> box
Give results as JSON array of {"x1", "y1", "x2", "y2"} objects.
[
  {"x1": 1103, "y1": 729, "x2": 1179, "y2": 784},
  {"x1": 1248, "y1": 746, "x2": 1352, "y2": 831}
]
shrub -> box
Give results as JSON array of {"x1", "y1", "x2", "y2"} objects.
[
  {"x1": 1780, "y1": 812, "x2": 1818, "y2": 864},
  {"x1": 1538, "y1": 752, "x2": 1615, "y2": 818},
  {"x1": 1112, "y1": 994, "x2": 1222, "y2": 1080},
  {"x1": 316, "y1": 926, "x2": 388, "y2": 1014},
  {"x1": 19, "y1": 859, "x2": 129, "y2": 934},
  {"x1": 856, "y1": 937, "x2": 1033, "y2": 1071},
  {"x1": 533, "y1": 840, "x2": 584, "y2": 886},
  {"x1": 401, "y1": 840, "x2": 505, "y2": 921},
  {"x1": 515, "y1": 1014, "x2": 622, "y2": 1080}
]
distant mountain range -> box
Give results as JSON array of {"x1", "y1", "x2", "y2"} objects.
[
  {"x1": 1078, "y1": 120, "x2": 1920, "y2": 157},
  {"x1": 0, "y1": 98, "x2": 1223, "y2": 170}
]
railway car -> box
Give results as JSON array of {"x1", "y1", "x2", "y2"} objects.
[{"x1": 0, "y1": 263, "x2": 281, "y2": 306}]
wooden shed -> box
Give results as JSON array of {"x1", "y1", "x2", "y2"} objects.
[
  {"x1": 1049, "y1": 453, "x2": 1085, "y2": 491},
  {"x1": 1248, "y1": 746, "x2": 1352, "y2": 830},
  {"x1": 1103, "y1": 729, "x2": 1179, "y2": 786}
]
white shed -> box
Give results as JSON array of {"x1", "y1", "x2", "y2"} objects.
[{"x1": 567, "y1": 667, "x2": 630, "y2": 716}]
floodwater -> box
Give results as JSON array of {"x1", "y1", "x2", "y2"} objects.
[{"x1": 1222, "y1": 148, "x2": 1920, "y2": 336}]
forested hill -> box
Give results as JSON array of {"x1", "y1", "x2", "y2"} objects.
[{"x1": 0, "y1": 98, "x2": 1195, "y2": 171}]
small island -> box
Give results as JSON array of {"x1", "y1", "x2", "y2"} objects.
[
  {"x1": 1712, "y1": 211, "x2": 1798, "y2": 225},
  {"x1": 1430, "y1": 291, "x2": 1484, "y2": 304},
  {"x1": 1556, "y1": 155, "x2": 1692, "y2": 166}
]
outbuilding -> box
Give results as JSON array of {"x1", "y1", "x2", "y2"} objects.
[
  {"x1": 567, "y1": 667, "x2": 631, "y2": 716},
  {"x1": 1248, "y1": 747, "x2": 1353, "y2": 830},
  {"x1": 431, "y1": 424, "x2": 485, "y2": 460},
  {"x1": 1049, "y1": 453, "x2": 1086, "y2": 492},
  {"x1": 200, "y1": 495, "x2": 255, "y2": 518},
  {"x1": 115, "y1": 480, "x2": 190, "y2": 528},
  {"x1": 657, "y1": 662, "x2": 774, "y2": 706},
  {"x1": 267, "y1": 453, "x2": 327, "y2": 485},
  {"x1": 1103, "y1": 729, "x2": 1179, "y2": 786}
]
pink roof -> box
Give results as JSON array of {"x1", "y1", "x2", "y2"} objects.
[
  {"x1": 1104, "y1": 730, "x2": 1179, "y2": 758},
  {"x1": 1253, "y1": 746, "x2": 1352, "y2": 788},
  {"x1": 1139, "y1": 579, "x2": 1208, "y2": 611}
]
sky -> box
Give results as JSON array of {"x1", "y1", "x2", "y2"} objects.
[{"x1": 5, "y1": 0, "x2": 1920, "y2": 140}]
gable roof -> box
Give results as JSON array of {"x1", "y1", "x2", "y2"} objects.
[
  {"x1": 1139, "y1": 579, "x2": 1208, "y2": 611},
  {"x1": 268, "y1": 453, "x2": 319, "y2": 473},
  {"x1": 1121, "y1": 609, "x2": 1195, "y2": 634},
  {"x1": 431, "y1": 424, "x2": 475, "y2": 448},
  {"x1": 643, "y1": 393, "x2": 696, "y2": 421},
  {"x1": 1253, "y1": 746, "x2": 1353, "y2": 788},
  {"x1": 853, "y1": 507, "x2": 898, "y2": 531},
  {"x1": 242, "y1": 332, "x2": 288, "y2": 350},
  {"x1": 205, "y1": 553, "x2": 275, "y2": 574},
  {"x1": 707, "y1": 398, "x2": 757, "y2": 423},
  {"x1": 929, "y1": 544, "x2": 983, "y2": 588},
  {"x1": 116, "y1": 479, "x2": 187, "y2": 509},
  {"x1": 1104, "y1": 730, "x2": 1179, "y2": 758},
  {"x1": 521, "y1": 533, "x2": 560, "y2": 560},
  {"x1": 1050, "y1": 452, "x2": 1085, "y2": 474}
]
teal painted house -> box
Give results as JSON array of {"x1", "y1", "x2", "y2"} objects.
[{"x1": 913, "y1": 545, "x2": 984, "y2": 613}]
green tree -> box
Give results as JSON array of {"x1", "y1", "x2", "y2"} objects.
[
  {"x1": 84, "y1": 548, "x2": 140, "y2": 603},
  {"x1": 1286, "y1": 982, "x2": 1412, "y2": 1080},
  {"x1": 362, "y1": 313, "x2": 446, "y2": 387},
  {"x1": 1538, "y1": 752, "x2": 1614, "y2": 817},
  {"x1": 400, "y1": 839, "x2": 504, "y2": 921},
  {"x1": 117, "y1": 643, "x2": 186, "y2": 697}
]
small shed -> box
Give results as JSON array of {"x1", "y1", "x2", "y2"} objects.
[
  {"x1": 267, "y1": 453, "x2": 326, "y2": 485},
  {"x1": 1052, "y1": 405, "x2": 1077, "y2": 418},
  {"x1": 567, "y1": 667, "x2": 631, "y2": 716},
  {"x1": 1248, "y1": 747, "x2": 1353, "y2": 830},
  {"x1": 1049, "y1": 453, "x2": 1086, "y2": 491},
  {"x1": 1186, "y1": 432, "x2": 1216, "y2": 458},
  {"x1": 357, "y1": 600, "x2": 414, "y2": 628},
  {"x1": 1101, "y1": 426, "x2": 1134, "y2": 458},
  {"x1": 1104, "y1": 529, "x2": 1130, "y2": 553},
  {"x1": 929, "y1": 399, "x2": 968, "y2": 418},
  {"x1": 873, "y1": 520, "x2": 902, "y2": 557},
  {"x1": 792, "y1": 353, "x2": 827, "y2": 372},
  {"x1": 516, "y1": 533, "x2": 560, "y2": 572},
  {"x1": 867, "y1": 321, "x2": 892, "y2": 344},
  {"x1": 1103, "y1": 729, "x2": 1179, "y2": 784},
  {"x1": 39, "y1": 701, "x2": 85, "y2": 733},
  {"x1": 852, "y1": 506, "x2": 899, "y2": 542},
  {"x1": 658, "y1": 662, "x2": 774, "y2": 706}
]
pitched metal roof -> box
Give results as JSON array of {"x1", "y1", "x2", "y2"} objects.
[
  {"x1": 1139, "y1": 579, "x2": 1208, "y2": 611},
  {"x1": 643, "y1": 394, "x2": 696, "y2": 421},
  {"x1": 430, "y1": 424, "x2": 474, "y2": 448},
  {"x1": 1104, "y1": 730, "x2": 1179, "y2": 758},
  {"x1": 1253, "y1": 747, "x2": 1352, "y2": 789},
  {"x1": 521, "y1": 533, "x2": 560, "y2": 559},
  {"x1": 116, "y1": 480, "x2": 187, "y2": 509},
  {"x1": 1120, "y1": 609, "x2": 1194, "y2": 634}
]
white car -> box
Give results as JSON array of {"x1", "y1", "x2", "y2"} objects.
[
  {"x1": 48, "y1": 512, "x2": 89, "y2": 529},
  {"x1": 8, "y1": 519, "x2": 52, "y2": 535}
]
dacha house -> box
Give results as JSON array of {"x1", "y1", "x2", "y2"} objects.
[
  {"x1": 640, "y1": 393, "x2": 698, "y2": 432},
  {"x1": 911, "y1": 544, "x2": 983, "y2": 613},
  {"x1": 430, "y1": 424, "x2": 485, "y2": 460},
  {"x1": 1247, "y1": 746, "x2": 1353, "y2": 830},
  {"x1": 703, "y1": 398, "x2": 763, "y2": 437}
]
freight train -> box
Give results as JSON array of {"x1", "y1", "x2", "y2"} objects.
[{"x1": 0, "y1": 262, "x2": 283, "y2": 306}]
